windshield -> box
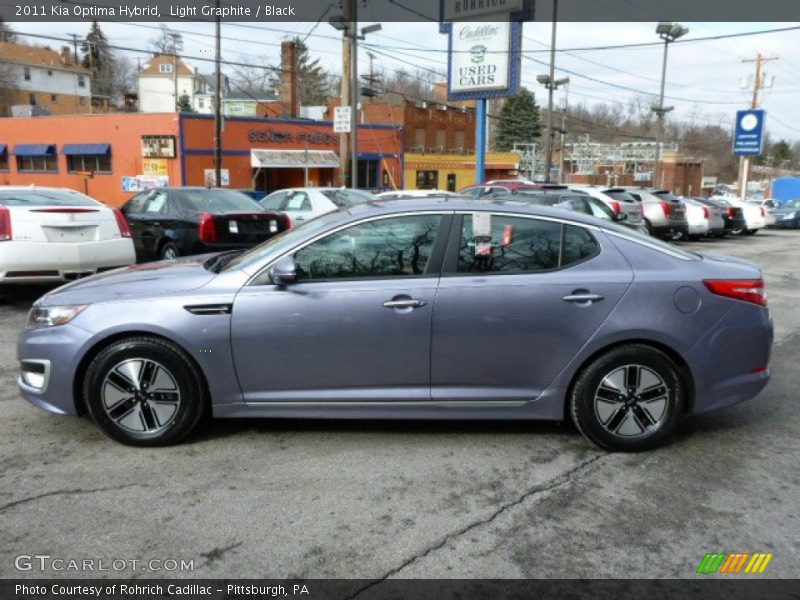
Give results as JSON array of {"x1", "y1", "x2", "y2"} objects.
[
  {"x1": 320, "y1": 189, "x2": 374, "y2": 207},
  {"x1": 0, "y1": 189, "x2": 99, "y2": 207},
  {"x1": 180, "y1": 189, "x2": 263, "y2": 213},
  {"x1": 221, "y1": 209, "x2": 347, "y2": 272},
  {"x1": 783, "y1": 200, "x2": 800, "y2": 208}
]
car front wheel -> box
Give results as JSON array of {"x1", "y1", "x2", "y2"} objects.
[
  {"x1": 161, "y1": 242, "x2": 180, "y2": 260},
  {"x1": 570, "y1": 344, "x2": 685, "y2": 452},
  {"x1": 83, "y1": 337, "x2": 207, "y2": 446}
]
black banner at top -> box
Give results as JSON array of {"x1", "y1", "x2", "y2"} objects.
[{"x1": 1, "y1": 0, "x2": 800, "y2": 22}]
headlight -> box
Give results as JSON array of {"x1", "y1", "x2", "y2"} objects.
[
  {"x1": 787, "y1": 212, "x2": 797, "y2": 219},
  {"x1": 26, "y1": 305, "x2": 87, "y2": 329}
]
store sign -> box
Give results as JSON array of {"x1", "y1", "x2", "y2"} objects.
[
  {"x1": 247, "y1": 128, "x2": 339, "y2": 146},
  {"x1": 141, "y1": 135, "x2": 176, "y2": 158},
  {"x1": 142, "y1": 158, "x2": 168, "y2": 176},
  {"x1": 442, "y1": 0, "x2": 524, "y2": 21},
  {"x1": 733, "y1": 109, "x2": 766, "y2": 156},
  {"x1": 447, "y1": 21, "x2": 521, "y2": 99},
  {"x1": 122, "y1": 175, "x2": 169, "y2": 192},
  {"x1": 333, "y1": 107, "x2": 352, "y2": 133}
]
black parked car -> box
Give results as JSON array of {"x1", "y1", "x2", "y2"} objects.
[
  {"x1": 693, "y1": 197, "x2": 747, "y2": 235},
  {"x1": 121, "y1": 187, "x2": 290, "y2": 261}
]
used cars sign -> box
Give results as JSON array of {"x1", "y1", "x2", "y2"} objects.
[{"x1": 450, "y1": 22, "x2": 511, "y2": 94}]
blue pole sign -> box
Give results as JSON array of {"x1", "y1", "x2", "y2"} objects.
[{"x1": 733, "y1": 109, "x2": 766, "y2": 156}]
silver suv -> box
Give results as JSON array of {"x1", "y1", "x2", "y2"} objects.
[
  {"x1": 567, "y1": 186, "x2": 646, "y2": 233},
  {"x1": 624, "y1": 188, "x2": 689, "y2": 239}
]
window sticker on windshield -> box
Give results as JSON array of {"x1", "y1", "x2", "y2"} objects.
[{"x1": 473, "y1": 213, "x2": 491, "y2": 237}]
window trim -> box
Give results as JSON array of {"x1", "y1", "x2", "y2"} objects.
[
  {"x1": 248, "y1": 211, "x2": 453, "y2": 286},
  {"x1": 441, "y1": 212, "x2": 602, "y2": 277}
]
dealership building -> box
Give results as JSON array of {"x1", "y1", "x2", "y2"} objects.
[{"x1": 0, "y1": 112, "x2": 404, "y2": 206}]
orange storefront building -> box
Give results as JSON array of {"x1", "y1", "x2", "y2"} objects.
[{"x1": 0, "y1": 112, "x2": 404, "y2": 206}]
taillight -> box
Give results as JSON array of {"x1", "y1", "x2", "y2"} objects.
[
  {"x1": 702, "y1": 206, "x2": 709, "y2": 219},
  {"x1": 661, "y1": 201, "x2": 672, "y2": 217},
  {"x1": 760, "y1": 207, "x2": 765, "y2": 217},
  {"x1": 704, "y1": 279, "x2": 767, "y2": 307},
  {"x1": 727, "y1": 207, "x2": 735, "y2": 217},
  {"x1": 283, "y1": 214, "x2": 293, "y2": 230},
  {"x1": 198, "y1": 212, "x2": 217, "y2": 243},
  {"x1": 608, "y1": 200, "x2": 621, "y2": 215},
  {"x1": 112, "y1": 208, "x2": 131, "y2": 238},
  {"x1": 0, "y1": 207, "x2": 11, "y2": 241}
]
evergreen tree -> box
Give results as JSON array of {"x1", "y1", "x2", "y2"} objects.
[
  {"x1": 0, "y1": 17, "x2": 17, "y2": 42},
  {"x1": 81, "y1": 20, "x2": 115, "y2": 97},
  {"x1": 494, "y1": 88, "x2": 541, "y2": 151},
  {"x1": 270, "y1": 36, "x2": 336, "y2": 105},
  {"x1": 177, "y1": 94, "x2": 194, "y2": 112}
]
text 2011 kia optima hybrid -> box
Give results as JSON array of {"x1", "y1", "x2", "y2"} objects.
[{"x1": 17, "y1": 198, "x2": 773, "y2": 451}]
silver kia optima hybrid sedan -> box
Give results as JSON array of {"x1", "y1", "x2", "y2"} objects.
[{"x1": 17, "y1": 198, "x2": 773, "y2": 451}]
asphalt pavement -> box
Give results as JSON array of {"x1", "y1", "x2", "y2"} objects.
[{"x1": 1, "y1": 229, "x2": 798, "y2": 581}]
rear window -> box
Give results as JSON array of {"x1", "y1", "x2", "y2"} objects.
[
  {"x1": 320, "y1": 189, "x2": 374, "y2": 207},
  {"x1": 604, "y1": 190, "x2": 637, "y2": 202},
  {"x1": 654, "y1": 191, "x2": 681, "y2": 202},
  {"x1": 0, "y1": 189, "x2": 98, "y2": 207},
  {"x1": 179, "y1": 189, "x2": 263, "y2": 213}
]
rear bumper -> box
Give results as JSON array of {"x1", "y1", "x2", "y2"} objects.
[
  {"x1": 651, "y1": 220, "x2": 689, "y2": 236},
  {"x1": 686, "y1": 302, "x2": 773, "y2": 415},
  {"x1": 0, "y1": 239, "x2": 135, "y2": 283}
]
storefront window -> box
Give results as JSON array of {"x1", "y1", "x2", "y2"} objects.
[
  {"x1": 17, "y1": 155, "x2": 57, "y2": 172},
  {"x1": 67, "y1": 153, "x2": 112, "y2": 173},
  {"x1": 357, "y1": 159, "x2": 379, "y2": 189},
  {"x1": 416, "y1": 170, "x2": 438, "y2": 190},
  {"x1": 0, "y1": 148, "x2": 8, "y2": 171}
]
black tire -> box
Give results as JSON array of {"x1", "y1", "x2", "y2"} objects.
[
  {"x1": 569, "y1": 344, "x2": 686, "y2": 452},
  {"x1": 160, "y1": 241, "x2": 180, "y2": 260},
  {"x1": 643, "y1": 219, "x2": 653, "y2": 236},
  {"x1": 743, "y1": 229, "x2": 757, "y2": 236},
  {"x1": 83, "y1": 336, "x2": 207, "y2": 446}
]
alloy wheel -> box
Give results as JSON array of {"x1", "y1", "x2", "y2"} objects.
[
  {"x1": 593, "y1": 364, "x2": 669, "y2": 438},
  {"x1": 101, "y1": 358, "x2": 181, "y2": 434},
  {"x1": 162, "y1": 246, "x2": 178, "y2": 260}
]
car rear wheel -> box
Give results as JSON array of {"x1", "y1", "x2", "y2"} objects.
[
  {"x1": 161, "y1": 242, "x2": 179, "y2": 260},
  {"x1": 743, "y1": 229, "x2": 758, "y2": 235},
  {"x1": 570, "y1": 345, "x2": 685, "y2": 452},
  {"x1": 83, "y1": 337, "x2": 207, "y2": 446}
]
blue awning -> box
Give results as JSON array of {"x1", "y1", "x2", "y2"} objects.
[
  {"x1": 12, "y1": 144, "x2": 56, "y2": 157},
  {"x1": 62, "y1": 143, "x2": 110, "y2": 156}
]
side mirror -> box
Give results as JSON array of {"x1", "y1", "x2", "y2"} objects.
[
  {"x1": 613, "y1": 212, "x2": 628, "y2": 222},
  {"x1": 270, "y1": 256, "x2": 298, "y2": 286}
]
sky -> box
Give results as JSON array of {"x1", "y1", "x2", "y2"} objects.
[{"x1": 10, "y1": 20, "x2": 800, "y2": 143}]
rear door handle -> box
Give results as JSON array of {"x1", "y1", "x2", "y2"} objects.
[
  {"x1": 562, "y1": 293, "x2": 604, "y2": 303},
  {"x1": 383, "y1": 299, "x2": 427, "y2": 309}
]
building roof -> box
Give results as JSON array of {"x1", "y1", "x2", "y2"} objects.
[
  {"x1": 0, "y1": 41, "x2": 89, "y2": 74},
  {"x1": 139, "y1": 53, "x2": 195, "y2": 78}
]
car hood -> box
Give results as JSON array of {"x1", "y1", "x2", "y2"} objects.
[{"x1": 36, "y1": 255, "x2": 217, "y2": 307}]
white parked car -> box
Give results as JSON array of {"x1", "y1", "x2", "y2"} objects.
[
  {"x1": 746, "y1": 198, "x2": 778, "y2": 226},
  {"x1": 0, "y1": 187, "x2": 135, "y2": 284},
  {"x1": 259, "y1": 187, "x2": 375, "y2": 224},
  {"x1": 376, "y1": 189, "x2": 460, "y2": 199},
  {"x1": 566, "y1": 185, "x2": 646, "y2": 231},
  {"x1": 711, "y1": 196, "x2": 767, "y2": 235}
]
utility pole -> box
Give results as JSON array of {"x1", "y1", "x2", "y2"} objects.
[
  {"x1": 349, "y1": 0, "x2": 358, "y2": 189},
  {"x1": 68, "y1": 33, "x2": 81, "y2": 64},
  {"x1": 169, "y1": 31, "x2": 182, "y2": 111},
  {"x1": 558, "y1": 82, "x2": 569, "y2": 184},
  {"x1": 543, "y1": 0, "x2": 558, "y2": 183},
  {"x1": 738, "y1": 53, "x2": 778, "y2": 200},
  {"x1": 213, "y1": 1, "x2": 222, "y2": 187},
  {"x1": 337, "y1": 1, "x2": 353, "y2": 187}
]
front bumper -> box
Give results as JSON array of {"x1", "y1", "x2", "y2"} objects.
[
  {"x1": 17, "y1": 323, "x2": 94, "y2": 416},
  {"x1": 769, "y1": 217, "x2": 799, "y2": 228},
  {"x1": 0, "y1": 239, "x2": 135, "y2": 284}
]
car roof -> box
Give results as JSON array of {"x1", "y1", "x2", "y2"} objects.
[{"x1": 342, "y1": 196, "x2": 616, "y2": 230}]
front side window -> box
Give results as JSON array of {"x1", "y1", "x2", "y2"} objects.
[
  {"x1": 145, "y1": 191, "x2": 168, "y2": 214},
  {"x1": 284, "y1": 191, "x2": 311, "y2": 211},
  {"x1": 123, "y1": 192, "x2": 150, "y2": 214},
  {"x1": 457, "y1": 214, "x2": 599, "y2": 274},
  {"x1": 294, "y1": 215, "x2": 441, "y2": 281}
]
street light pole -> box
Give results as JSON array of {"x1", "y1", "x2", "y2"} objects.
[
  {"x1": 348, "y1": 0, "x2": 358, "y2": 189},
  {"x1": 213, "y1": 0, "x2": 222, "y2": 188},
  {"x1": 544, "y1": 0, "x2": 558, "y2": 183},
  {"x1": 652, "y1": 22, "x2": 687, "y2": 188}
]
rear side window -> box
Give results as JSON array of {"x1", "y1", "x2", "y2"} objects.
[
  {"x1": 457, "y1": 215, "x2": 599, "y2": 274},
  {"x1": 285, "y1": 192, "x2": 312, "y2": 211}
]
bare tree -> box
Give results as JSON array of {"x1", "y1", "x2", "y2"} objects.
[{"x1": 149, "y1": 25, "x2": 182, "y2": 55}]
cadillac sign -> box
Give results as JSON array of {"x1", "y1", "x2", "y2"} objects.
[{"x1": 448, "y1": 21, "x2": 521, "y2": 98}]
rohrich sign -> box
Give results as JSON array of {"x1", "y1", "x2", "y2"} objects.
[{"x1": 442, "y1": 0, "x2": 525, "y2": 21}]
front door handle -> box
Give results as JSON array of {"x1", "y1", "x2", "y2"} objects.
[
  {"x1": 562, "y1": 292, "x2": 604, "y2": 304},
  {"x1": 382, "y1": 299, "x2": 427, "y2": 309}
]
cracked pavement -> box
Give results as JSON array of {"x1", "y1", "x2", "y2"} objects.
[{"x1": 1, "y1": 230, "x2": 798, "y2": 580}]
